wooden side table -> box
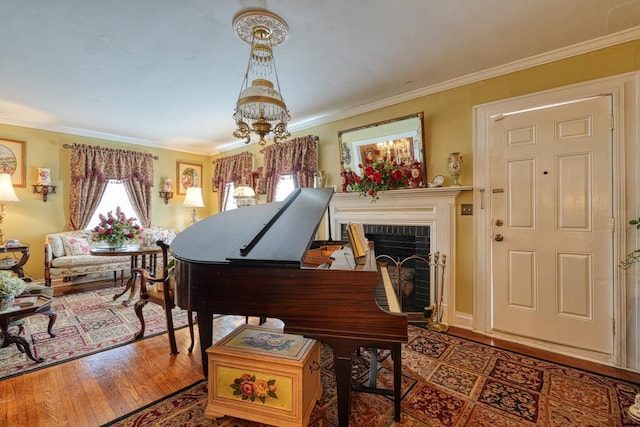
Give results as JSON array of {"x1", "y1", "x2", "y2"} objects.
[
  {"x1": 0, "y1": 294, "x2": 56, "y2": 363},
  {"x1": 0, "y1": 244, "x2": 30, "y2": 279},
  {"x1": 90, "y1": 245, "x2": 163, "y2": 306}
]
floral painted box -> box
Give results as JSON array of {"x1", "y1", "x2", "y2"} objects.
[{"x1": 205, "y1": 325, "x2": 322, "y2": 427}]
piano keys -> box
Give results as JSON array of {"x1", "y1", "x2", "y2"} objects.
[{"x1": 171, "y1": 187, "x2": 408, "y2": 427}]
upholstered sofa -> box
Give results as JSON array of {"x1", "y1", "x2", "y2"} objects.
[{"x1": 44, "y1": 230, "x2": 131, "y2": 286}]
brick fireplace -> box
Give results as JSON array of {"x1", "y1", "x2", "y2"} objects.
[
  {"x1": 340, "y1": 223, "x2": 430, "y2": 312},
  {"x1": 329, "y1": 187, "x2": 469, "y2": 323}
]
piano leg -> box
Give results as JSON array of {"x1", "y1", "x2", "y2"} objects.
[
  {"x1": 197, "y1": 311, "x2": 214, "y2": 377},
  {"x1": 392, "y1": 343, "x2": 402, "y2": 421},
  {"x1": 294, "y1": 337, "x2": 357, "y2": 427},
  {"x1": 333, "y1": 349, "x2": 355, "y2": 427}
]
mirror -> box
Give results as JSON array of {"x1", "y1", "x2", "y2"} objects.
[{"x1": 338, "y1": 112, "x2": 426, "y2": 188}]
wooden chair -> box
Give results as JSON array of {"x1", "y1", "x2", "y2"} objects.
[{"x1": 133, "y1": 240, "x2": 194, "y2": 355}]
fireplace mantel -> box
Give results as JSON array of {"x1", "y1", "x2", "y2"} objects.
[{"x1": 328, "y1": 186, "x2": 472, "y2": 323}]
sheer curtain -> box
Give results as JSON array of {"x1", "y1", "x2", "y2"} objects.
[
  {"x1": 69, "y1": 144, "x2": 155, "y2": 230},
  {"x1": 212, "y1": 152, "x2": 253, "y2": 209},
  {"x1": 262, "y1": 135, "x2": 318, "y2": 202}
]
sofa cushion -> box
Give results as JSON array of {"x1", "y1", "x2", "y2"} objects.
[
  {"x1": 60, "y1": 235, "x2": 90, "y2": 256},
  {"x1": 47, "y1": 231, "x2": 93, "y2": 258},
  {"x1": 51, "y1": 254, "x2": 130, "y2": 268},
  {"x1": 47, "y1": 234, "x2": 65, "y2": 258}
]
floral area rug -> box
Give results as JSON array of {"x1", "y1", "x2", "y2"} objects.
[
  {"x1": 103, "y1": 325, "x2": 640, "y2": 426},
  {"x1": 0, "y1": 286, "x2": 188, "y2": 380}
]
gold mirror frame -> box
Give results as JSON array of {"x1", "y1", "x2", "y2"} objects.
[{"x1": 338, "y1": 112, "x2": 426, "y2": 189}]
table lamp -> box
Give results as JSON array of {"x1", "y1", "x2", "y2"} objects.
[
  {"x1": 183, "y1": 186, "x2": 204, "y2": 225},
  {"x1": 233, "y1": 184, "x2": 255, "y2": 208},
  {"x1": 0, "y1": 173, "x2": 20, "y2": 246}
]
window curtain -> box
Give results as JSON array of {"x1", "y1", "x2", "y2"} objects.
[
  {"x1": 262, "y1": 135, "x2": 318, "y2": 202},
  {"x1": 69, "y1": 144, "x2": 155, "y2": 230},
  {"x1": 212, "y1": 151, "x2": 253, "y2": 209}
]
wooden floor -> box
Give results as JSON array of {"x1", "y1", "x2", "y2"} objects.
[{"x1": 0, "y1": 281, "x2": 639, "y2": 426}]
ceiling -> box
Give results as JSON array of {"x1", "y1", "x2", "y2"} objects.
[{"x1": 3, "y1": 1, "x2": 640, "y2": 156}]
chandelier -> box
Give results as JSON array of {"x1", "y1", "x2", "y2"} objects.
[{"x1": 232, "y1": 10, "x2": 291, "y2": 146}]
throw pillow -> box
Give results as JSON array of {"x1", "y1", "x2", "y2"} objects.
[
  {"x1": 47, "y1": 235, "x2": 65, "y2": 258},
  {"x1": 60, "y1": 235, "x2": 90, "y2": 256}
]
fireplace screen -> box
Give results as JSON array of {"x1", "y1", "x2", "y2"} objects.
[{"x1": 340, "y1": 224, "x2": 430, "y2": 314}]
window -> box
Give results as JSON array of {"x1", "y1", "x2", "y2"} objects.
[
  {"x1": 221, "y1": 174, "x2": 294, "y2": 210},
  {"x1": 221, "y1": 182, "x2": 238, "y2": 212},
  {"x1": 274, "y1": 174, "x2": 294, "y2": 201},
  {"x1": 86, "y1": 181, "x2": 142, "y2": 230}
]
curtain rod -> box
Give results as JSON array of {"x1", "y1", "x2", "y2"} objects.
[
  {"x1": 212, "y1": 151, "x2": 254, "y2": 164},
  {"x1": 62, "y1": 143, "x2": 159, "y2": 160}
]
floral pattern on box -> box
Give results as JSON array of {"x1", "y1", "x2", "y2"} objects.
[
  {"x1": 231, "y1": 373, "x2": 278, "y2": 403},
  {"x1": 215, "y1": 365, "x2": 293, "y2": 411},
  {"x1": 223, "y1": 329, "x2": 307, "y2": 357},
  {"x1": 241, "y1": 332, "x2": 296, "y2": 352}
]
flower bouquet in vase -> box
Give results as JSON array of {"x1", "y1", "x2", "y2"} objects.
[
  {"x1": 0, "y1": 271, "x2": 27, "y2": 310},
  {"x1": 91, "y1": 207, "x2": 143, "y2": 249},
  {"x1": 347, "y1": 150, "x2": 416, "y2": 201}
]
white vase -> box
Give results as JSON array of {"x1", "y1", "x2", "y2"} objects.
[
  {"x1": 100, "y1": 241, "x2": 124, "y2": 249},
  {"x1": 447, "y1": 152, "x2": 463, "y2": 186}
]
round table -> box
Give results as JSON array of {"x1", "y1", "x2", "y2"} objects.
[{"x1": 91, "y1": 245, "x2": 163, "y2": 305}]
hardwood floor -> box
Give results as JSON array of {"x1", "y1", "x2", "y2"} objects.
[
  {"x1": 0, "y1": 281, "x2": 638, "y2": 426},
  {"x1": 0, "y1": 312, "x2": 277, "y2": 427}
]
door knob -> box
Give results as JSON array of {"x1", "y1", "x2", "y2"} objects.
[
  {"x1": 495, "y1": 219, "x2": 503, "y2": 226},
  {"x1": 493, "y1": 234, "x2": 504, "y2": 242}
]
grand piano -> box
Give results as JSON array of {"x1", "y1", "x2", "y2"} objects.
[{"x1": 171, "y1": 187, "x2": 408, "y2": 426}]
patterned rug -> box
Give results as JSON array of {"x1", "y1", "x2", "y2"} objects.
[
  {"x1": 0, "y1": 286, "x2": 188, "y2": 380},
  {"x1": 104, "y1": 325, "x2": 640, "y2": 426}
]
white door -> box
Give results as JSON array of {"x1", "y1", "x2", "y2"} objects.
[{"x1": 490, "y1": 95, "x2": 614, "y2": 354}]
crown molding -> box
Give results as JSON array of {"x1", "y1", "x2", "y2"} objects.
[
  {"x1": 289, "y1": 26, "x2": 640, "y2": 134},
  {"x1": 4, "y1": 27, "x2": 640, "y2": 157}
]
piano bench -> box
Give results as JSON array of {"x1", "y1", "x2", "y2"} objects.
[{"x1": 205, "y1": 325, "x2": 322, "y2": 427}]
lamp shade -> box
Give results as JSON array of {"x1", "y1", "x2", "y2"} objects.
[
  {"x1": 233, "y1": 184, "x2": 256, "y2": 208},
  {"x1": 0, "y1": 173, "x2": 19, "y2": 202},
  {"x1": 183, "y1": 187, "x2": 204, "y2": 208}
]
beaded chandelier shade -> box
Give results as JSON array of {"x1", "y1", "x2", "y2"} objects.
[{"x1": 232, "y1": 10, "x2": 291, "y2": 146}]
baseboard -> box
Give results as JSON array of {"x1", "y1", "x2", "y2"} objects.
[{"x1": 453, "y1": 311, "x2": 473, "y2": 329}]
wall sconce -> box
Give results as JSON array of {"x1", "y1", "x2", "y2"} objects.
[
  {"x1": 32, "y1": 168, "x2": 56, "y2": 202},
  {"x1": 159, "y1": 191, "x2": 173, "y2": 204},
  {"x1": 159, "y1": 178, "x2": 173, "y2": 204}
]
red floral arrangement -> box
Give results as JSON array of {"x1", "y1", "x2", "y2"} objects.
[
  {"x1": 341, "y1": 150, "x2": 420, "y2": 201},
  {"x1": 91, "y1": 207, "x2": 142, "y2": 247}
]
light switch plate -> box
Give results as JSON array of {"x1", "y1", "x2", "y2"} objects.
[{"x1": 461, "y1": 204, "x2": 473, "y2": 215}]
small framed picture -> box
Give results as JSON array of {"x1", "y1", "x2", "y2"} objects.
[
  {"x1": 0, "y1": 138, "x2": 26, "y2": 187},
  {"x1": 252, "y1": 167, "x2": 264, "y2": 194},
  {"x1": 176, "y1": 162, "x2": 202, "y2": 195}
]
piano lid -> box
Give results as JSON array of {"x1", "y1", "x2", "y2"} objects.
[{"x1": 170, "y1": 187, "x2": 334, "y2": 267}]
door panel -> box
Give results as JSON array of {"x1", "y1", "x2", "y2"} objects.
[
  {"x1": 491, "y1": 95, "x2": 613, "y2": 354},
  {"x1": 507, "y1": 250, "x2": 536, "y2": 309},
  {"x1": 507, "y1": 158, "x2": 535, "y2": 228}
]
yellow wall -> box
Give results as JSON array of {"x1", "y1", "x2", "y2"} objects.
[
  {"x1": 2, "y1": 39, "x2": 639, "y2": 311},
  {"x1": 214, "y1": 39, "x2": 640, "y2": 314},
  {"x1": 0, "y1": 124, "x2": 209, "y2": 280}
]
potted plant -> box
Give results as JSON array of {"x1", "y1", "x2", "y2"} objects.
[
  {"x1": 0, "y1": 271, "x2": 27, "y2": 310},
  {"x1": 621, "y1": 216, "x2": 640, "y2": 269}
]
